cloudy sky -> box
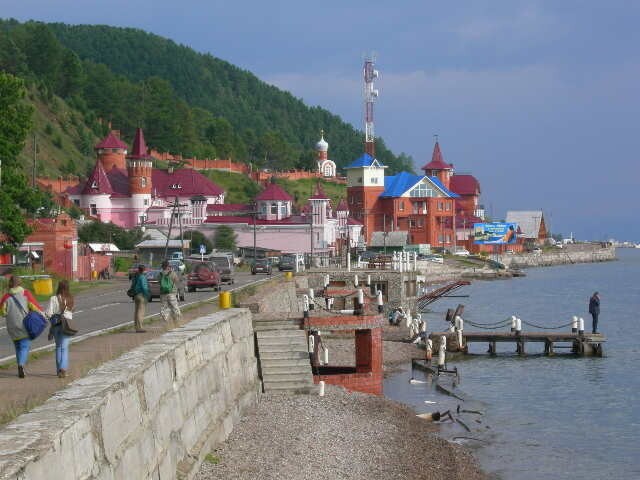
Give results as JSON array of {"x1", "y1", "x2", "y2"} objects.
[{"x1": 3, "y1": 1, "x2": 639, "y2": 240}]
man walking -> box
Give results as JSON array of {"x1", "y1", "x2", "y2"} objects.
[
  {"x1": 589, "y1": 292, "x2": 600, "y2": 334},
  {"x1": 159, "y1": 260, "x2": 182, "y2": 328},
  {"x1": 130, "y1": 264, "x2": 150, "y2": 332}
]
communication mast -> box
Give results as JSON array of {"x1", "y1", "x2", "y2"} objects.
[{"x1": 363, "y1": 55, "x2": 379, "y2": 157}]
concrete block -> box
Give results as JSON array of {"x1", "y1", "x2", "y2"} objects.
[
  {"x1": 99, "y1": 383, "x2": 144, "y2": 464},
  {"x1": 142, "y1": 354, "x2": 174, "y2": 413}
]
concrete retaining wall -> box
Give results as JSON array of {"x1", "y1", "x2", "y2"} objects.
[
  {"x1": 238, "y1": 278, "x2": 300, "y2": 313},
  {"x1": 0, "y1": 309, "x2": 260, "y2": 480},
  {"x1": 502, "y1": 245, "x2": 616, "y2": 268}
]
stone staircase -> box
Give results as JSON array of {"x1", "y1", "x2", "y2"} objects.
[{"x1": 253, "y1": 316, "x2": 314, "y2": 394}]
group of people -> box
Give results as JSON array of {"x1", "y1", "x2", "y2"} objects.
[
  {"x1": 128, "y1": 261, "x2": 182, "y2": 333},
  {"x1": 0, "y1": 260, "x2": 183, "y2": 379},
  {"x1": 0, "y1": 275, "x2": 76, "y2": 378}
]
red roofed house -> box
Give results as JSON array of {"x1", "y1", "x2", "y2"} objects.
[{"x1": 66, "y1": 128, "x2": 225, "y2": 228}]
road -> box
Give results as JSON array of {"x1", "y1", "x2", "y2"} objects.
[{"x1": 0, "y1": 271, "x2": 273, "y2": 363}]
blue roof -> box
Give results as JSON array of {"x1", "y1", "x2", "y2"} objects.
[
  {"x1": 381, "y1": 172, "x2": 423, "y2": 197},
  {"x1": 380, "y1": 172, "x2": 460, "y2": 198},
  {"x1": 345, "y1": 153, "x2": 385, "y2": 169},
  {"x1": 429, "y1": 176, "x2": 460, "y2": 198}
]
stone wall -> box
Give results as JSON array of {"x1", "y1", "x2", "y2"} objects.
[
  {"x1": 0, "y1": 309, "x2": 260, "y2": 480},
  {"x1": 502, "y1": 245, "x2": 616, "y2": 268},
  {"x1": 237, "y1": 278, "x2": 300, "y2": 313}
]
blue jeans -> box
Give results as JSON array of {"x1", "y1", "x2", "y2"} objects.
[
  {"x1": 52, "y1": 326, "x2": 71, "y2": 371},
  {"x1": 13, "y1": 338, "x2": 31, "y2": 366}
]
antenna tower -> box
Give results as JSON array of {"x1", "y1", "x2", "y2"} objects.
[{"x1": 363, "y1": 55, "x2": 379, "y2": 157}]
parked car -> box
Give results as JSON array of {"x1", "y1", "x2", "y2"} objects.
[
  {"x1": 531, "y1": 247, "x2": 542, "y2": 254},
  {"x1": 210, "y1": 255, "x2": 234, "y2": 284},
  {"x1": 278, "y1": 254, "x2": 296, "y2": 271},
  {"x1": 425, "y1": 254, "x2": 444, "y2": 264},
  {"x1": 187, "y1": 262, "x2": 221, "y2": 292},
  {"x1": 252, "y1": 257, "x2": 272, "y2": 275},
  {"x1": 145, "y1": 269, "x2": 186, "y2": 301}
]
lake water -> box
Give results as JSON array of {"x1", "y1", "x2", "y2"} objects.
[{"x1": 384, "y1": 248, "x2": 640, "y2": 479}]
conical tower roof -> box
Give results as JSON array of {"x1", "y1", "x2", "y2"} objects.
[
  {"x1": 309, "y1": 182, "x2": 329, "y2": 200},
  {"x1": 81, "y1": 161, "x2": 114, "y2": 195},
  {"x1": 421, "y1": 141, "x2": 452, "y2": 171},
  {"x1": 127, "y1": 127, "x2": 150, "y2": 160}
]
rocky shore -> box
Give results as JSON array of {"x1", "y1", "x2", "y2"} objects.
[
  {"x1": 196, "y1": 384, "x2": 486, "y2": 480},
  {"x1": 197, "y1": 324, "x2": 486, "y2": 480}
]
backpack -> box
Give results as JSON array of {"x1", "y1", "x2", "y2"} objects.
[
  {"x1": 10, "y1": 294, "x2": 47, "y2": 340},
  {"x1": 160, "y1": 272, "x2": 174, "y2": 294}
]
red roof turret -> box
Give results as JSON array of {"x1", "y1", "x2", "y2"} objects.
[
  {"x1": 336, "y1": 198, "x2": 348, "y2": 211},
  {"x1": 421, "y1": 141, "x2": 452, "y2": 171},
  {"x1": 81, "y1": 161, "x2": 114, "y2": 195},
  {"x1": 309, "y1": 182, "x2": 329, "y2": 200},
  {"x1": 127, "y1": 127, "x2": 150, "y2": 160},
  {"x1": 255, "y1": 183, "x2": 293, "y2": 202},
  {"x1": 95, "y1": 131, "x2": 128, "y2": 150}
]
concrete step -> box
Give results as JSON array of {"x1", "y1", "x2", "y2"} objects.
[
  {"x1": 260, "y1": 358, "x2": 311, "y2": 368},
  {"x1": 262, "y1": 373, "x2": 313, "y2": 384},
  {"x1": 261, "y1": 364, "x2": 312, "y2": 376},
  {"x1": 257, "y1": 343, "x2": 308, "y2": 353},
  {"x1": 257, "y1": 336, "x2": 308, "y2": 347},
  {"x1": 253, "y1": 322, "x2": 302, "y2": 331},
  {"x1": 256, "y1": 330, "x2": 307, "y2": 339},
  {"x1": 263, "y1": 380, "x2": 314, "y2": 393},
  {"x1": 259, "y1": 351, "x2": 309, "y2": 361}
]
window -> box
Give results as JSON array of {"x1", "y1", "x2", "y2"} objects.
[
  {"x1": 357, "y1": 177, "x2": 363, "y2": 184},
  {"x1": 399, "y1": 201, "x2": 405, "y2": 211},
  {"x1": 445, "y1": 202, "x2": 451, "y2": 211},
  {"x1": 141, "y1": 177, "x2": 147, "y2": 187},
  {"x1": 73, "y1": 199, "x2": 80, "y2": 206},
  {"x1": 280, "y1": 205, "x2": 287, "y2": 216},
  {"x1": 410, "y1": 184, "x2": 433, "y2": 197},
  {"x1": 409, "y1": 219, "x2": 416, "y2": 228},
  {"x1": 90, "y1": 181, "x2": 98, "y2": 189},
  {"x1": 271, "y1": 203, "x2": 277, "y2": 214},
  {"x1": 417, "y1": 218, "x2": 424, "y2": 227},
  {"x1": 90, "y1": 204, "x2": 97, "y2": 216},
  {"x1": 438, "y1": 202, "x2": 444, "y2": 211},
  {"x1": 371, "y1": 176, "x2": 378, "y2": 184},
  {"x1": 143, "y1": 199, "x2": 149, "y2": 206},
  {"x1": 261, "y1": 203, "x2": 267, "y2": 214}
]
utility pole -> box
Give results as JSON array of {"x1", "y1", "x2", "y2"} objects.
[
  {"x1": 32, "y1": 135, "x2": 37, "y2": 188},
  {"x1": 253, "y1": 203, "x2": 257, "y2": 262}
]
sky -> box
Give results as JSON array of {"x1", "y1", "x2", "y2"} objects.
[{"x1": 3, "y1": 1, "x2": 639, "y2": 241}]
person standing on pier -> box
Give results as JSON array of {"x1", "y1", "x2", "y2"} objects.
[{"x1": 589, "y1": 292, "x2": 600, "y2": 334}]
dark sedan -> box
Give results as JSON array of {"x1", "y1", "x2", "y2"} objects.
[{"x1": 251, "y1": 258, "x2": 272, "y2": 275}]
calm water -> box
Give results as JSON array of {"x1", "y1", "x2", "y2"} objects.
[{"x1": 384, "y1": 248, "x2": 640, "y2": 479}]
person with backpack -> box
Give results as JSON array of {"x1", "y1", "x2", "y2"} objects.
[
  {"x1": 45, "y1": 280, "x2": 75, "y2": 378},
  {"x1": 0, "y1": 275, "x2": 43, "y2": 378},
  {"x1": 159, "y1": 260, "x2": 181, "y2": 328},
  {"x1": 129, "y1": 264, "x2": 150, "y2": 332}
]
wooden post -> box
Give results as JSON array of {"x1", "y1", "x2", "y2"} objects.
[
  {"x1": 516, "y1": 339, "x2": 525, "y2": 355},
  {"x1": 544, "y1": 340, "x2": 554, "y2": 356},
  {"x1": 488, "y1": 341, "x2": 497, "y2": 355}
]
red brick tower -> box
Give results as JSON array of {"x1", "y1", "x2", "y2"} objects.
[
  {"x1": 421, "y1": 141, "x2": 453, "y2": 190},
  {"x1": 95, "y1": 131, "x2": 128, "y2": 171},
  {"x1": 126, "y1": 128, "x2": 153, "y2": 226},
  {"x1": 346, "y1": 154, "x2": 387, "y2": 243}
]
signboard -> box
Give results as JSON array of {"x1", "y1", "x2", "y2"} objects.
[
  {"x1": 473, "y1": 223, "x2": 517, "y2": 245},
  {"x1": 199, "y1": 244, "x2": 206, "y2": 254}
]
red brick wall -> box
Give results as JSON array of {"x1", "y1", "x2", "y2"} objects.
[{"x1": 313, "y1": 371, "x2": 383, "y2": 395}]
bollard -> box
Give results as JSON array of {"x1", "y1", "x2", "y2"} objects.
[
  {"x1": 303, "y1": 295, "x2": 310, "y2": 318},
  {"x1": 324, "y1": 274, "x2": 330, "y2": 288},
  {"x1": 376, "y1": 290, "x2": 384, "y2": 313},
  {"x1": 578, "y1": 317, "x2": 584, "y2": 335},
  {"x1": 438, "y1": 336, "x2": 447, "y2": 368},
  {"x1": 426, "y1": 338, "x2": 433, "y2": 360},
  {"x1": 357, "y1": 288, "x2": 364, "y2": 313},
  {"x1": 319, "y1": 380, "x2": 325, "y2": 397},
  {"x1": 308, "y1": 334, "x2": 315, "y2": 353},
  {"x1": 219, "y1": 291, "x2": 231, "y2": 309},
  {"x1": 571, "y1": 315, "x2": 578, "y2": 333},
  {"x1": 510, "y1": 315, "x2": 517, "y2": 332},
  {"x1": 366, "y1": 274, "x2": 371, "y2": 286},
  {"x1": 354, "y1": 274, "x2": 359, "y2": 287},
  {"x1": 457, "y1": 329, "x2": 463, "y2": 350},
  {"x1": 285, "y1": 271, "x2": 293, "y2": 281},
  {"x1": 323, "y1": 347, "x2": 329, "y2": 364},
  {"x1": 308, "y1": 288, "x2": 315, "y2": 310},
  {"x1": 515, "y1": 317, "x2": 522, "y2": 335}
]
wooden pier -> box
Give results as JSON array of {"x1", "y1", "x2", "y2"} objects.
[{"x1": 430, "y1": 331, "x2": 605, "y2": 356}]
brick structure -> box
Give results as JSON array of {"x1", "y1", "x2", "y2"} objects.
[{"x1": 305, "y1": 312, "x2": 385, "y2": 396}]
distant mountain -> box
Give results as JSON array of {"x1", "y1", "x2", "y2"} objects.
[{"x1": 0, "y1": 19, "x2": 414, "y2": 177}]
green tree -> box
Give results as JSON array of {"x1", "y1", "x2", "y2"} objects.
[
  {"x1": 78, "y1": 222, "x2": 146, "y2": 250},
  {"x1": 213, "y1": 225, "x2": 237, "y2": 251},
  {"x1": 176, "y1": 230, "x2": 212, "y2": 254}
]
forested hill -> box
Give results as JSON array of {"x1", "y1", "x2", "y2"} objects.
[{"x1": 0, "y1": 19, "x2": 414, "y2": 175}]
